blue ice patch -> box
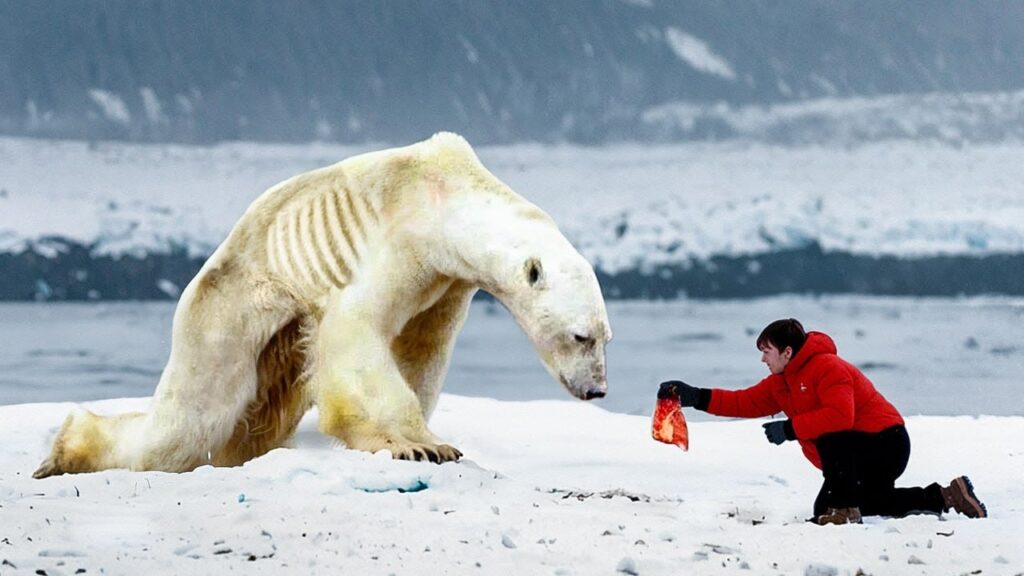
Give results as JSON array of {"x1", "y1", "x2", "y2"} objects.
[{"x1": 352, "y1": 476, "x2": 429, "y2": 494}]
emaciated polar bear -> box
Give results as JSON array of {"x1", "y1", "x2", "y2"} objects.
[{"x1": 34, "y1": 132, "x2": 612, "y2": 477}]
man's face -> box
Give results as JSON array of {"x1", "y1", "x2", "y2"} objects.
[{"x1": 760, "y1": 342, "x2": 792, "y2": 375}]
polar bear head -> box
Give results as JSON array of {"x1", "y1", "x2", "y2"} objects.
[
  {"x1": 491, "y1": 226, "x2": 613, "y2": 402},
  {"x1": 418, "y1": 132, "x2": 612, "y2": 401}
]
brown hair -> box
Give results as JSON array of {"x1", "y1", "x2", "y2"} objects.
[{"x1": 756, "y1": 318, "x2": 807, "y2": 356}]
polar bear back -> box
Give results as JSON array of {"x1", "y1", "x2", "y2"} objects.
[{"x1": 220, "y1": 133, "x2": 499, "y2": 300}]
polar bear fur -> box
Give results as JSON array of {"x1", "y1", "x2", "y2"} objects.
[{"x1": 34, "y1": 132, "x2": 612, "y2": 477}]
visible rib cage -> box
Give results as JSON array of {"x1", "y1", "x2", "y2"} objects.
[{"x1": 266, "y1": 188, "x2": 380, "y2": 294}]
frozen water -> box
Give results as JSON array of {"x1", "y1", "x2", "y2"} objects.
[{"x1": 2, "y1": 296, "x2": 1022, "y2": 418}]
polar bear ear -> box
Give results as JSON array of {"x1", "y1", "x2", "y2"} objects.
[{"x1": 524, "y1": 258, "x2": 544, "y2": 288}]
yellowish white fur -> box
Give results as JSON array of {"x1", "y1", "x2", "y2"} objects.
[{"x1": 34, "y1": 132, "x2": 612, "y2": 477}]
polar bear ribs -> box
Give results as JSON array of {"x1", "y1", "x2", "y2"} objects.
[{"x1": 266, "y1": 189, "x2": 381, "y2": 292}]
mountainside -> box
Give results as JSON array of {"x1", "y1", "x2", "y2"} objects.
[
  {"x1": 3, "y1": 1, "x2": 1024, "y2": 144},
  {"x1": 2, "y1": 137, "x2": 1024, "y2": 300}
]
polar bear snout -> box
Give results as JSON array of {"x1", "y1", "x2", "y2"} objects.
[
  {"x1": 559, "y1": 372, "x2": 608, "y2": 401},
  {"x1": 570, "y1": 378, "x2": 607, "y2": 401},
  {"x1": 579, "y1": 378, "x2": 608, "y2": 400}
]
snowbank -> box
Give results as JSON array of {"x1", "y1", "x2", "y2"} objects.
[{"x1": 2, "y1": 395, "x2": 1021, "y2": 575}]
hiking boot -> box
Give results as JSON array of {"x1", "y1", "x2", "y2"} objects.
[
  {"x1": 813, "y1": 507, "x2": 863, "y2": 525},
  {"x1": 940, "y1": 476, "x2": 987, "y2": 518}
]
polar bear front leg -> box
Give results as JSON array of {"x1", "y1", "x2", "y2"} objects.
[
  {"x1": 313, "y1": 297, "x2": 461, "y2": 463},
  {"x1": 391, "y1": 281, "x2": 476, "y2": 419}
]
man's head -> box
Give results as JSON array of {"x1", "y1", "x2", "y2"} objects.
[{"x1": 756, "y1": 318, "x2": 806, "y2": 375}]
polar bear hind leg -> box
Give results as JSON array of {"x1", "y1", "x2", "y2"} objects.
[
  {"x1": 34, "y1": 259, "x2": 297, "y2": 477},
  {"x1": 213, "y1": 316, "x2": 315, "y2": 466}
]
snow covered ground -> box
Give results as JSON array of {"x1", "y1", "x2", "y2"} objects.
[
  {"x1": 2, "y1": 396, "x2": 1021, "y2": 575},
  {"x1": 2, "y1": 296, "x2": 1022, "y2": 573},
  {"x1": 2, "y1": 137, "x2": 1024, "y2": 271}
]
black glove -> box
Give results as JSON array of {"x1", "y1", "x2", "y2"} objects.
[
  {"x1": 657, "y1": 380, "x2": 702, "y2": 408},
  {"x1": 762, "y1": 420, "x2": 796, "y2": 445}
]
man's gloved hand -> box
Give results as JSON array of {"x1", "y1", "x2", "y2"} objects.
[
  {"x1": 657, "y1": 380, "x2": 702, "y2": 407},
  {"x1": 762, "y1": 420, "x2": 796, "y2": 445}
]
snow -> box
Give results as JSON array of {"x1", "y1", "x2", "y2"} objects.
[
  {"x1": 1, "y1": 395, "x2": 1021, "y2": 575},
  {"x1": 87, "y1": 90, "x2": 132, "y2": 125},
  {"x1": 139, "y1": 88, "x2": 165, "y2": 125},
  {"x1": 4, "y1": 136, "x2": 1024, "y2": 271},
  {"x1": 1, "y1": 295, "x2": 1021, "y2": 572},
  {"x1": 663, "y1": 28, "x2": 737, "y2": 81},
  {"x1": 641, "y1": 90, "x2": 1024, "y2": 144}
]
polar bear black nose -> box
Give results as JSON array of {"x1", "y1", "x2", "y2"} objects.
[{"x1": 584, "y1": 389, "x2": 606, "y2": 400}]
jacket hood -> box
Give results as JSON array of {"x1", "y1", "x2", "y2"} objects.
[{"x1": 785, "y1": 331, "x2": 836, "y2": 374}]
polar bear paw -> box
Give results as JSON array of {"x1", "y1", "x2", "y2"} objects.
[
  {"x1": 390, "y1": 442, "x2": 463, "y2": 464},
  {"x1": 33, "y1": 408, "x2": 102, "y2": 478},
  {"x1": 340, "y1": 429, "x2": 464, "y2": 464}
]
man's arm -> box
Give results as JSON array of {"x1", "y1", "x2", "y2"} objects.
[
  {"x1": 707, "y1": 375, "x2": 783, "y2": 418},
  {"x1": 660, "y1": 376, "x2": 782, "y2": 418}
]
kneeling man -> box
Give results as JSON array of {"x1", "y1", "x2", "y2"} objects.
[{"x1": 658, "y1": 318, "x2": 986, "y2": 525}]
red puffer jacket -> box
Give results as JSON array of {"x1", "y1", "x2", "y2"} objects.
[{"x1": 707, "y1": 331, "x2": 904, "y2": 469}]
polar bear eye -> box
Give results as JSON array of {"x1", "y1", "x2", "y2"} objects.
[
  {"x1": 525, "y1": 258, "x2": 543, "y2": 287},
  {"x1": 573, "y1": 333, "x2": 594, "y2": 346}
]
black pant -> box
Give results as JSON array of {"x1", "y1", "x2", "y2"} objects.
[{"x1": 813, "y1": 425, "x2": 945, "y2": 518}]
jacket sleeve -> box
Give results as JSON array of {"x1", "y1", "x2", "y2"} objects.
[
  {"x1": 790, "y1": 361, "x2": 855, "y2": 440},
  {"x1": 707, "y1": 376, "x2": 783, "y2": 418}
]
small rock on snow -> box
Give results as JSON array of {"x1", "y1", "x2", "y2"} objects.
[{"x1": 616, "y1": 557, "x2": 639, "y2": 575}]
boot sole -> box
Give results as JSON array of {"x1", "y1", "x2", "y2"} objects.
[{"x1": 953, "y1": 476, "x2": 988, "y2": 519}]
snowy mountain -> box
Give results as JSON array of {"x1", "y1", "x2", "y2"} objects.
[
  {"x1": 2, "y1": 137, "x2": 1024, "y2": 300},
  {"x1": 3, "y1": 1, "x2": 1024, "y2": 144}
]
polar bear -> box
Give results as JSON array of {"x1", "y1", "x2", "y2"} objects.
[{"x1": 34, "y1": 132, "x2": 612, "y2": 477}]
